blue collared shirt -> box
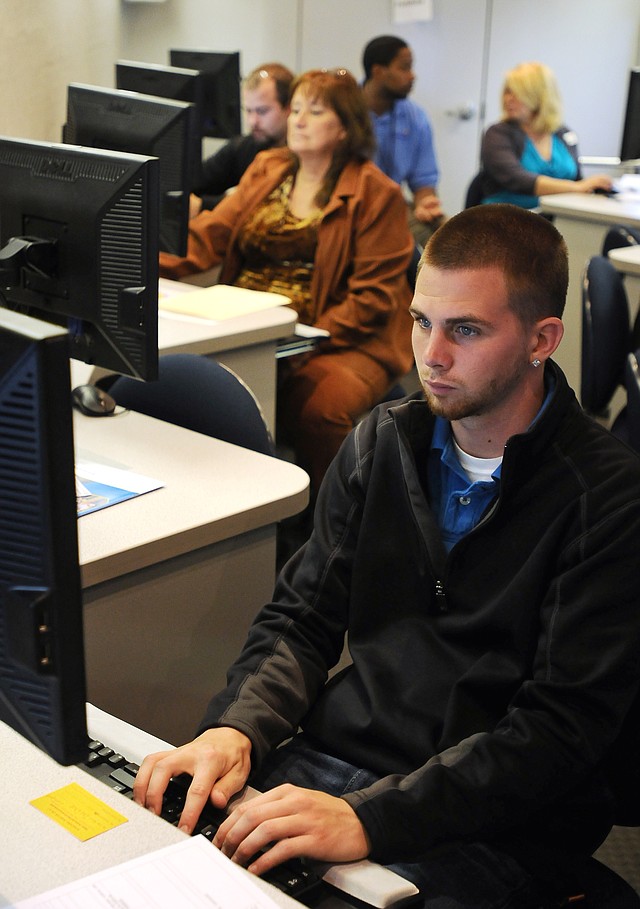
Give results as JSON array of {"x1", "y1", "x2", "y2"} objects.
[
  {"x1": 370, "y1": 97, "x2": 439, "y2": 192},
  {"x1": 427, "y1": 419, "x2": 501, "y2": 552},
  {"x1": 427, "y1": 379, "x2": 555, "y2": 551}
]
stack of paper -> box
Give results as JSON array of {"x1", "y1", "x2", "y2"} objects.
[
  {"x1": 16, "y1": 835, "x2": 284, "y2": 908},
  {"x1": 159, "y1": 284, "x2": 292, "y2": 321}
]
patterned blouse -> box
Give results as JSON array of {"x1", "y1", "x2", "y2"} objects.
[{"x1": 234, "y1": 175, "x2": 323, "y2": 324}]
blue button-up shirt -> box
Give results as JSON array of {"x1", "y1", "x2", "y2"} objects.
[
  {"x1": 427, "y1": 379, "x2": 555, "y2": 551},
  {"x1": 428, "y1": 419, "x2": 500, "y2": 552},
  {"x1": 370, "y1": 97, "x2": 439, "y2": 192}
]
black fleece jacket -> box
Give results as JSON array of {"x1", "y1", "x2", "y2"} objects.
[{"x1": 200, "y1": 362, "x2": 640, "y2": 866}]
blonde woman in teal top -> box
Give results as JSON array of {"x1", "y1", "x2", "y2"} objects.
[{"x1": 479, "y1": 61, "x2": 613, "y2": 207}]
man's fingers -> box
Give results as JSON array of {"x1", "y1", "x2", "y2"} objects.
[{"x1": 133, "y1": 750, "x2": 175, "y2": 814}]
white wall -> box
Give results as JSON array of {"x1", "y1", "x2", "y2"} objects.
[
  {"x1": 119, "y1": 0, "x2": 299, "y2": 158},
  {"x1": 1, "y1": 0, "x2": 120, "y2": 142},
  {"x1": 3, "y1": 0, "x2": 640, "y2": 214},
  {"x1": 483, "y1": 0, "x2": 640, "y2": 159},
  {"x1": 119, "y1": 0, "x2": 299, "y2": 78},
  {"x1": 119, "y1": 0, "x2": 640, "y2": 213}
]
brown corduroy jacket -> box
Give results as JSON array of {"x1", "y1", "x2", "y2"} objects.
[{"x1": 160, "y1": 148, "x2": 415, "y2": 378}]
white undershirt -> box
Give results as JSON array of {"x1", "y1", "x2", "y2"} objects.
[{"x1": 453, "y1": 437, "x2": 503, "y2": 484}]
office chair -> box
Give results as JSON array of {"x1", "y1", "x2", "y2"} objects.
[
  {"x1": 601, "y1": 224, "x2": 640, "y2": 257},
  {"x1": 108, "y1": 353, "x2": 274, "y2": 456},
  {"x1": 464, "y1": 171, "x2": 486, "y2": 208},
  {"x1": 407, "y1": 242, "x2": 424, "y2": 292},
  {"x1": 580, "y1": 255, "x2": 631, "y2": 420},
  {"x1": 604, "y1": 348, "x2": 640, "y2": 451}
]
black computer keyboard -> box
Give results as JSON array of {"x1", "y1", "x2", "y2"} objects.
[{"x1": 80, "y1": 738, "x2": 325, "y2": 904}]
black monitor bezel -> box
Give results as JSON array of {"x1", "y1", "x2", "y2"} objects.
[
  {"x1": 620, "y1": 67, "x2": 640, "y2": 163},
  {"x1": 169, "y1": 49, "x2": 241, "y2": 140}
]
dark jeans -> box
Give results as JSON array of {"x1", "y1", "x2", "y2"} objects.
[{"x1": 248, "y1": 735, "x2": 556, "y2": 909}]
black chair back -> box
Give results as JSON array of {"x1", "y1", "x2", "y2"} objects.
[
  {"x1": 407, "y1": 243, "x2": 423, "y2": 292},
  {"x1": 581, "y1": 256, "x2": 631, "y2": 415},
  {"x1": 464, "y1": 171, "x2": 485, "y2": 208},
  {"x1": 109, "y1": 353, "x2": 274, "y2": 456},
  {"x1": 602, "y1": 224, "x2": 640, "y2": 257}
]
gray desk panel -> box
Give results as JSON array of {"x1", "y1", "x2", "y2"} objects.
[{"x1": 74, "y1": 410, "x2": 309, "y2": 744}]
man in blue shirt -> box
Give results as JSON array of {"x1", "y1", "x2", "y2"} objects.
[
  {"x1": 362, "y1": 35, "x2": 444, "y2": 246},
  {"x1": 135, "y1": 205, "x2": 640, "y2": 908}
]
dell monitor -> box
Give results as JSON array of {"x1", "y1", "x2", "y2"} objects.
[
  {"x1": 64, "y1": 82, "x2": 196, "y2": 256},
  {"x1": 115, "y1": 60, "x2": 204, "y2": 183},
  {"x1": 0, "y1": 136, "x2": 159, "y2": 380},
  {"x1": 0, "y1": 309, "x2": 87, "y2": 765},
  {"x1": 620, "y1": 67, "x2": 640, "y2": 163},
  {"x1": 169, "y1": 49, "x2": 241, "y2": 139}
]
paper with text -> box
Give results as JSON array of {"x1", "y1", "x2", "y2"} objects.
[
  {"x1": 30, "y1": 782, "x2": 128, "y2": 841},
  {"x1": 16, "y1": 834, "x2": 282, "y2": 908}
]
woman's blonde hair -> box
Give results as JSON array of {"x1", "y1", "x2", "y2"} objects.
[{"x1": 501, "y1": 61, "x2": 563, "y2": 134}]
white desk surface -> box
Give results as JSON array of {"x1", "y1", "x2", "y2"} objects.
[
  {"x1": 157, "y1": 278, "x2": 297, "y2": 357},
  {"x1": 608, "y1": 245, "x2": 640, "y2": 276},
  {"x1": 75, "y1": 408, "x2": 309, "y2": 589},
  {"x1": 539, "y1": 192, "x2": 640, "y2": 226},
  {"x1": 0, "y1": 714, "x2": 300, "y2": 908}
]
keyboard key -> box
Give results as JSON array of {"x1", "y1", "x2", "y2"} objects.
[
  {"x1": 109, "y1": 767, "x2": 138, "y2": 790},
  {"x1": 106, "y1": 752, "x2": 127, "y2": 768},
  {"x1": 79, "y1": 739, "x2": 326, "y2": 906}
]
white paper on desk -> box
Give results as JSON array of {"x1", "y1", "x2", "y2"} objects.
[
  {"x1": 295, "y1": 323, "x2": 330, "y2": 339},
  {"x1": 75, "y1": 458, "x2": 164, "y2": 517},
  {"x1": 15, "y1": 834, "x2": 282, "y2": 908},
  {"x1": 159, "y1": 284, "x2": 292, "y2": 321},
  {"x1": 617, "y1": 174, "x2": 640, "y2": 194},
  {"x1": 611, "y1": 173, "x2": 640, "y2": 201}
]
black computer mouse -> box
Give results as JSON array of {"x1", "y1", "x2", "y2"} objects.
[{"x1": 71, "y1": 384, "x2": 117, "y2": 416}]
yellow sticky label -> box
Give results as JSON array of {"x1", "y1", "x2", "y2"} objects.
[{"x1": 30, "y1": 781, "x2": 128, "y2": 841}]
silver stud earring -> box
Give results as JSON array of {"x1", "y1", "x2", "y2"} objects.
[{"x1": 532, "y1": 358, "x2": 541, "y2": 368}]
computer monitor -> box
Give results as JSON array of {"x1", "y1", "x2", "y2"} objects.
[
  {"x1": 115, "y1": 60, "x2": 204, "y2": 183},
  {"x1": 169, "y1": 49, "x2": 241, "y2": 139},
  {"x1": 64, "y1": 82, "x2": 196, "y2": 256},
  {"x1": 620, "y1": 67, "x2": 640, "y2": 163},
  {"x1": 0, "y1": 136, "x2": 159, "y2": 381},
  {"x1": 0, "y1": 309, "x2": 87, "y2": 765}
]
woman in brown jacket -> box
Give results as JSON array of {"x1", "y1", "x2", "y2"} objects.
[{"x1": 160, "y1": 68, "x2": 414, "y2": 493}]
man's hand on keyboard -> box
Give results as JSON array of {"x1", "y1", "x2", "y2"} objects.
[
  {"x1": 133, "y1": 727, "x2": 252, "y2": 832},
  {"x1": 213, "y1": 782, "x2": 371, "y2": 876}
]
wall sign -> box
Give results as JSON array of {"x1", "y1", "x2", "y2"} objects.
[{"x1": 392, "y1": 0, "x2": 434, "y2": 23}]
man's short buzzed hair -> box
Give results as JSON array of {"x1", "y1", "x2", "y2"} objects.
[
  {"x1": 422, "y1": 204, "x2": 568, "y2": 323},
  {"x1": 362, "y1": 35, "x2": 408, "y2": 81},
  {"x1": 244, "y1": 63, "x2": 295, "y2": 108}
]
